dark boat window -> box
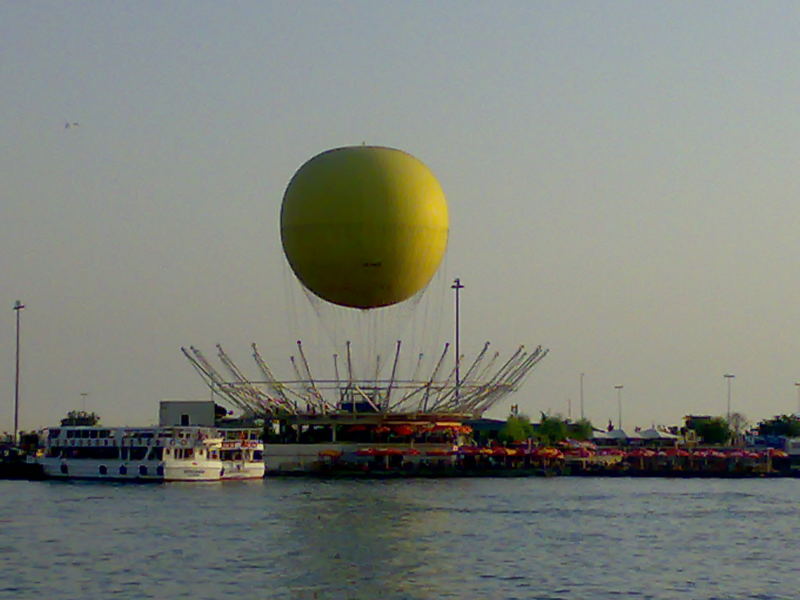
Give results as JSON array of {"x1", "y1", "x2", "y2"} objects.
[
  {"x1": 139, "y1": 465, "x2": 148, "y2": 476},
  {"x1": 48, "y1": 429, "x2": 61, "y2": 439},
  {"x1": 60, "y1": 464, "x2": 68, "y2": 474},
  {"x1": 119, "y1": 465, "x2": 127, "y2": 475},
  {"x1": 253, "y1": 450, "x2": 263, "y2": 460},
  {"x1": 156, "y1": 466, "x2": 164, "y2": 476},
  {"x1": 99, "y1": 465, "x2": 107, "y2": 475}
]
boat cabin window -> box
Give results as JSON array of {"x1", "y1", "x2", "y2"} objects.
[
  {"x1": 129, "y1": 447, "x2": 148, "y2": 461},
  {"x1": 48, "y1": 429, "x2": 61, "y2": 439},
  {"x1": 180, "y1": 414, "x2": 190, "y2": 426}
]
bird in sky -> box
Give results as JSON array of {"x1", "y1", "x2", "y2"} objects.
[{"x1": 65, "y1": 122, "x2": 79, "y2": 129}]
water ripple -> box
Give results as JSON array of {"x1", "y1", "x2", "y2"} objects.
[{"x1": 1, "y1": 478, "x2": 798, "y2": 599}]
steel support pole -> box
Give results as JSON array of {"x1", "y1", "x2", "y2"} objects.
[
  {"x1": 13, "y1": 300, "x2": 25, "y2": 445},
  {"x1": 452, "y1": 278, "x2": 464, "y2": 401},
  {"x1": 724, "y1": 374, "x2": 735, "y2": 423}
]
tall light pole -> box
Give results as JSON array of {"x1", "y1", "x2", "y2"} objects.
[
  {"x1": 614, "y1": 384, "x2": 624, "y2": 430},
  {"x1": 580, "y1": 373, "x2": 585, "y2": 420},
  {"x1": 451, "y1": 278, "x2": 464, "y2": 401},
  {"x1": 13, "y1": 300, "x2": 25, "y2": 445},
  {"x1": 724, "y1": 374, "x2": 735, "y2": 422}
]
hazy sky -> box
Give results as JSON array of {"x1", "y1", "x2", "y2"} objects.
[{"x1": 3, "y1": 2, "x2": 800, "y2": 431}]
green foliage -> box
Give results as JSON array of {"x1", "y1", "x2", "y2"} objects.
[
  {"x1": 499, "y1": 414, "x2": 534, "y2": 443},
  {"x1": 569, "y1": 418, "x2": 594, "y2": 441},
  {"x1": 693, "y1": 417, "x2": 730, "y2": 445},
  {"x1": 757, "y1": 414, "x2": 800, "y2": 437},
  {"x1": 60, "y1": 410, "x2": 100, "y2": 426},
  {"x1": 536, "y1": 413, "x2": 569, "y2": 446}
]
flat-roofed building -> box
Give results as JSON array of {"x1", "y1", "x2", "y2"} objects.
[{"x1": 159, "y1": 400, "x2": 215, "y2": 427}]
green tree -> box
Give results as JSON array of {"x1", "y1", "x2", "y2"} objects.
[
  {"x1": 60, "y1": 410, "x2": 100, "y2": 426},
  {"x1": 499, "y1": 414, "x2": 534, "y2": 443},
  {"x1": 757, "y1": 414, "x2": 800, "y2": 437},
  {"x1": 693, "y1": 417, "x2": 730, "y2": 445},
  {"x1": 536, "y1": 413, "x2": 569, "y2": 446},
  {"x1": 569, "y1": 418, "x2": 594, "y2": 441}
]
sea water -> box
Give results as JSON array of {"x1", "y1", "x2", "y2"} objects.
[{"x1": 0, "y1": 477, "x2": 797, "y2": 600}]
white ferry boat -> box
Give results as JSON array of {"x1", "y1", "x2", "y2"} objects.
[
  {"x1": 39, "y1": 425, "x2": 225, "y2": 481},
  {"x1": 218, "y1": 428, "x2": 265, "y2": 480}
]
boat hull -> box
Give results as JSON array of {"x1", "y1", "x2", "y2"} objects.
[
  {"x1": 221, "y1": 461, "x2": 265, "y2": 480},
  {"x1": 38, "y1": 457, "x2": 223, "y2": 482}
]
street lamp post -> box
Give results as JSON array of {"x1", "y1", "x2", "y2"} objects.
[
  {"x1": 724, "y1": 374, "x2": 735, "y2": 422},
  {"x1": 580, "y1": 373, "x2": 585, "y2": 421},
  {"x1": 13, "y1": 300, "x2": 25, "y2": 445},
  {"x1": 451, "y1": 278, "x2": 464, "y2": 401},
  {"x1": 614, "y1": 384, "x2": 624, "y2": 430}
]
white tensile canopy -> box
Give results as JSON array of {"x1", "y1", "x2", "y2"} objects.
[
  {"x1": 639, "y1": 427, "x2": 680, "y2": 440},
  {"x1": 593, "y1": 429, "x2": 642, "y2": 440},
  {"x1": 591, "y1": 429, "x2": 612, "y2": 439}
]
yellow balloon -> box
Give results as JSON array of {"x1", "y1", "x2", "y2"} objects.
[{"x1": 281, "y1": 146, "x2": 449, "y2": 309}]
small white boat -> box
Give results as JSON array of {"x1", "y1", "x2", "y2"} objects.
[
  {"x1": 217, "y1": 428, "x2": 265, "y2": 480},
  {"x1": 39, "y1": 425, "x2": 225, "y2": 481}
]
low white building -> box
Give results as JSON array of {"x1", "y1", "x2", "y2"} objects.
[{"x1": 159, "y1": 400, "x2": 215, "y2": 427}]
